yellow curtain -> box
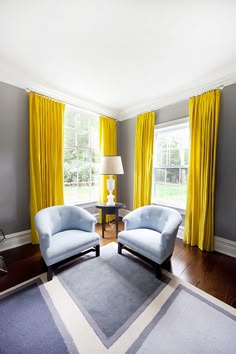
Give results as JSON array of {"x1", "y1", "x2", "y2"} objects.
[
  {"x1": 99, "y1": 116, "x2": 117, "y2": 221},
  {"x1": 133, "y1": 111, "x2": 155, "y2": 209},
  {"x1": 29, "y1": 92, "x2": 65, "y2": 243},
  {"x1": 184, "y1": 90, "x2": 221, "y2": 251}
]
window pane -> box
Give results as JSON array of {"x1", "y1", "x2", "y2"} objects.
[
  {"x1": 156, "y1": 149, "x2": 167, "y2": 167},
  {"x1": 152, "y1": 121, "x2": 189, "y2": 208},
  {"x1": 184, "y1": 149, "x2": 189, "y2": 165},
  {"x1": 180, "y1": 168, "x2": 188, "y2": 184},
  {"x1": 169, "y1": 149, "x2": 180, "y2": 165},
  {"x1": 77, "y1": 133, "x2": 89, "y2": 147},
  {"x1": 65, "y1": 127, "x2": 76, "y2": 147},
  {"x1": 64, "y1": 107, "x2": 99, "y2": 204},
  {"x1": 166, "y1": 168, "x2": 179, "y2": 183}
]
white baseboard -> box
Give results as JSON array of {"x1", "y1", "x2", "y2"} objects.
[
  {"x1": 177, "y1": 226, "x2": 184, "y2": 239},
  {"x1": 119, "y1": 208, "x2": 130, "y2": 218},
  {"x1": 0, "y1": 230, "x2": 31, "y2": 252},
  {"x1": 214, "y1": 236, "x2": 236, "y2": 259}
]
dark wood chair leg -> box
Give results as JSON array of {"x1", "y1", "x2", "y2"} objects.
[
  {"x1": 47, "y1": 266, "x2": 53, "y2": 281},
  {"x1": 95, "y1": 245, "x2": 100, "y2": 257},
  {"x1": 155, "y1": 264, "x2": 161, "y2": 279},
  {"x1": 118, "y1": 242, "x2": 123, "y2": 255}
]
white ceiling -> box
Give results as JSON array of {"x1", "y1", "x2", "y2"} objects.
[{"x1": 1, "y1": 0, "x2": 236, "y2": 120}]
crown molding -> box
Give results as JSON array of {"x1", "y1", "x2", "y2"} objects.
[
  {"x1": 117, "y1": 73, "x2": 236, "y2": 121},
  {"x1": 0, "y1": 77, "x2": 119, "y2": 119},
  {"x1": 2, "y1": 71, "x2": 236, "y2": 121}
]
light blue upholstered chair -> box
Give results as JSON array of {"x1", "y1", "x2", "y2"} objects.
[
  {"x1": 118, "y1": 205, "x2": 182, "y2": 277},
  {"x1": 34, "y1": 205, "x2": 100, "y2": 281}
]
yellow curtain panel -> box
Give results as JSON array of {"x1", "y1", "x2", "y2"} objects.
[
  {"x1": 99, "y1": 116, "x2": 117, "y2": 221},
  {"x1": 184, "y1": 90, "x2": 221, "y2": 251},
  {"x1": 133, "y1": 111, "x2": 155, "y2": 209},
  {"x1": 29, "y1": 93, "x2": 65, "y2": 243},
  {"x1": 99, "y1": 115, "x2": 117, "y2": 202}
]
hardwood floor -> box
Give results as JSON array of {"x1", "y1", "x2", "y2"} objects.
[{"x1": 0, "y1": 221, "x2": 236, "y2": 308}]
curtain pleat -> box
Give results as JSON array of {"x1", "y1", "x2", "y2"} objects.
[
  {"x1": 29, "y1": 93, "x2": 65, "y2": 243},
  {"x1": 99, "y1": 116, "x2": 117, "y2": 221},
  {"x1": 184, "y1": 90, "x2": 221, "y2": 251},
  {"x1": 133, "y1": 111, "x2": 155, "y2": 209}
]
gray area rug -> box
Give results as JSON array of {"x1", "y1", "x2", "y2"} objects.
[
  {"x1": 126, "y1": 284, "x2": 236, "y2": 354},
  {"x1": 0, "y1": 280, "x2": 78, "y2": 354},
  {"x1": 57, "y1": 243, "x2": 170, "y2": 348}
]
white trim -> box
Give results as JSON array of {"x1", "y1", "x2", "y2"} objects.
[
  {"x1": 3, "y1": 78, "x2": 119, "y2": 119},
  {"x1": 177, "y1": 226, "x2": 184, "y2": 239},
  {"x1": 152, "y1": 202, "x2": 186, "y2": 216},
  {"x1": 3, "y1": 73, "x2": 236, "y2": 122},
  {"x1": 177, "y1": 230, "x2": 236, "y2": 259},
  {"x1": 155, "y1": 117, "x2": 189, "y2": 131},
  {"x1": 118, "y1": 74, "x2": 236, "y2": 120},
  {"x1": 119, "y1": 208, "x2": 130, "y2": 218},
  {"x1": 214, "y1": 236, "x2": 236, "y2": 259},
  {"x1": 0, "y1": 230, "x2": 31, "y2": 251}
]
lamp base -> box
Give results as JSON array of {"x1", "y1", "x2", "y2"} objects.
[
  {"x1": 106, "y1": 175, "x2": 115, "y2": 206},
  {"x1": 106, "y1": 193, "x2": 115, "y2": 206}
]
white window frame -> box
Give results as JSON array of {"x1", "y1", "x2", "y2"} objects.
[
  {"x1": 152, "y1": 117, "x2": 189, "y2": 214},
  {"x1": 64, "y1": 105, "x2": 100, "y2": 206}
]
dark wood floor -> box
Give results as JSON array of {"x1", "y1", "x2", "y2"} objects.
[{"x1": 1, "y1": 222, "x2": 236, "y2": 308}]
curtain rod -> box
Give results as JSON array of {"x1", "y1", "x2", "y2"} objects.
[{"x1": 138, "y1": 85, "x2": 225, "y2": 116}]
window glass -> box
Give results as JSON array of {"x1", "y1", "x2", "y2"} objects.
[
  {"x1": 64, "y1": 106, "x2": 99, "y2": 204},
  {"x1": 152, "y1": 120, "x2": 190, "y2": 208}
]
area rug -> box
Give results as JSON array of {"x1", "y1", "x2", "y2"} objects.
[
  {"x1": 0, "y1": 279, "x2": 78, "y2": 354},
  {"x1": 55, "y1": 242, "x2": 170, "y2": 348},
  {"x1": 0, "y1": 243, "x2": 236, "y2": 354}
]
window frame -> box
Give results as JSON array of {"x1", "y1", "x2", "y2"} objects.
[
  {"x1": 152, "y1": 117, "x2": 189, "y2": 213},
  {"x1": 63, "y1": 105, "x2": 100, "y2": 206}
]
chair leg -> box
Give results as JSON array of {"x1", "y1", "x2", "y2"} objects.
[
  {"x1": 155, "y1": 264, "x2": 161, "y2": 279},
  {"x1": 118, "y1": 242, "x2": 123, "y2": 255},
  {"x1": 95, "y1": 245, "x2": 100, "y2": 257},
  {"x1": 47, "y1": 266, "x2": 53, "y2": 281}
]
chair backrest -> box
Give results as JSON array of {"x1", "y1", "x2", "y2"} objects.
[
  {"x1": 35, "y1": 205, "x2": 95, "y2": 236},
  {"x1": 131, "y1": 205, "x2": 182, "y2": 233}
]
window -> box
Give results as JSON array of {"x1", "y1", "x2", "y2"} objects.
[
  {"x1": 152, "y1": 118, "x2": 190, "y2": 209},
  {"x1": 64, "y1": 106, "x2": 100, "y2": 204}
]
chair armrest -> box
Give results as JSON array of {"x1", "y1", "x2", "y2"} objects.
[
  {"x1": 34, "y1": 214, "x2": 52, "y2": 248},
  {"x1": 77, "y1": 211, "x2": 97, "y2": 232},
  {"x1": 123, "y1": 209, "x2": 143, "y2": 230},
  {"x1": 161, "y1": 216, "x2": 182, "y2": 248}
]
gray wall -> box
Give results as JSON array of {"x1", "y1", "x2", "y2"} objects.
[
  {"x1": 215, "y1": 84, "x2": 236, "y2": 241},
  {"x1": 0, "y1": 81, "x2": 30, "y2": 234},
  {"x1": 0, "y1": 80, "x2": 236, "y2": 242},
  {"x1": 118, "y1": 84, "x2": 236, "y2": 242}
]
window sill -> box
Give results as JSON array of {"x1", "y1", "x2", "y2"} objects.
[
  {"x1": 64, "y1": 201, "x2": 98, "y2": 208},
  {"x1": 151, "y1": 202, "x2": 186, "y2": 215}
]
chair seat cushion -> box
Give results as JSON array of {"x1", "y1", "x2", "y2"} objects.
[
  {"x1": 41, "y1": 230, "x2": 100, "y2": 266},
  {"x1": 118, "y1": 228, "x2": 166, "y2": 265}
]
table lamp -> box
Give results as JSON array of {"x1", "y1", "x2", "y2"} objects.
[{"x1": 100, "y1": 156, "x2": 124, "y2": 206}]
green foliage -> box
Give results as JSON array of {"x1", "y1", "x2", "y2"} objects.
[{"x1": 63, "y1": 106, "x2": 100, "y2": 202}]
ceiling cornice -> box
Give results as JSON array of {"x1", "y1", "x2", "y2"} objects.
[
  {"x1": 0, "y1": 77, "x2": 119, "y2": 119},
  {"x1": 117, "y1": 73, "x2": 236, "y2": 121},
  {"x1": 2, "y1": 72, "x2": 236, "y2": 121}
]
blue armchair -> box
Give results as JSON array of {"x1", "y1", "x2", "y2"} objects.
[
  {"x1": 34, "y1": 205, "x2": 100, "y2": 281},
  {"x1": 118, "y1": 205, "x2": 182, "y2": 277}
]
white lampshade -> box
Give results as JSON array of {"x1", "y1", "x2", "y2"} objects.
[{"x1": 100, "y1": 156, "x2": 124, "y2": 175}]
